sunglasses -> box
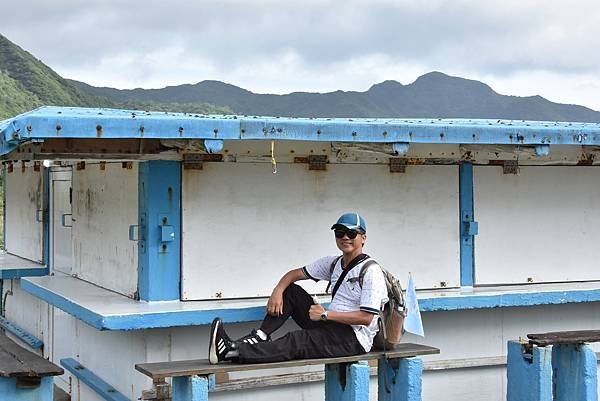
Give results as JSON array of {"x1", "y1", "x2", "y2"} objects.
[{"x1": 334, "y1": 229, "x2": 362, "y2": 239}]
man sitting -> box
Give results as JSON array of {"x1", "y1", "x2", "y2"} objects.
[{"x1": 208, "y1": 212, "x2": 388, "y2": 364}]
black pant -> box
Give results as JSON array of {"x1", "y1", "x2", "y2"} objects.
[{"x1": 237, "y1": 284, "x2": 365, "y2": 363}]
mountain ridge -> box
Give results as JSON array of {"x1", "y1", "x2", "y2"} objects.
[{"x1": 69, "y1": 72, "x2": 600, "y2": 122}]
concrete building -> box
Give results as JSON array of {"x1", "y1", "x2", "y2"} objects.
[{"x1": 1, "y1": 106, "x2": 599, "y2": 400}]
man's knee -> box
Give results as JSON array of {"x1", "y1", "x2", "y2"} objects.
[{"x1": 282, "y1": 283, "x2": 307, "y2": 299}]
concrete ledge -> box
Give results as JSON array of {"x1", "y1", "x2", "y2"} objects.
[
  {"x1": 21, "y1": 275, "x2": 600, "y2": 331},
  {"x1": 0, "y1": 252, "x2": 47, "y2": 279}
]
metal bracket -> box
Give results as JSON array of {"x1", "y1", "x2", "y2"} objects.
[
  {"x1": 503, "y1": 160, "x2": 519, "y2": 174},
  {"x1": 129, "y1": 225, "x2": 142, "y2": 241},
  {"x1": 308, "y1": 155, "x2": 328, "y2": 170},
  {"x1": 35, "y1": 209, "x2": 44, "y2": 223},
  {"x1": 183, "y1": 153, "x2": 203, "y2": 170},
  {"x1": 61, "y1": 213, "x2": 73, "y2": 228},
  {"x1": 389, "y1": 158, "x2": 407, "y2": 173}
]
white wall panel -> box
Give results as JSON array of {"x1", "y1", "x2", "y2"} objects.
[
  {"x1": 474, "y1": 166, "x2": 600, "y2": 285},
  {"x1": 182, "y1": 163, "x2": 459, "y2": 300},
  {"x1": 4, "y1": 165, "x2": 43, "y2": 262},
  {"x1": 72, "y1": 162, "x2": 138, "y2": 297}
]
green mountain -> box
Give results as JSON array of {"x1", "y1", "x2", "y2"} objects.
[
  {"x1": 71, "y1": 72, "x2": 600, "y2": 122},
  {"x1": 0, "y1": 34, "x2": 230, "y2": 119},
  {"x1": 0, "y1": 33, "x2": 115, "y2": 119}
]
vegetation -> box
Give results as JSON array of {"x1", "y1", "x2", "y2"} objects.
[
  {"x1": 0, "y1": 70, "x2": 42, "y2": 120},
  {"x1": 120, "y1": 100, "x2": 232, "y2": 115}
]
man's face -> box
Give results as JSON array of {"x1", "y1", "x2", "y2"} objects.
[{"x1": 334, "y1": 228, "x2": 366, "y2": 254}]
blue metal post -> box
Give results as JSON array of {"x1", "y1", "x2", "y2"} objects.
[
  {"x1": 552, "y1": 343, "x2": 598, "y2": 401},
  {"x1": 0, "y1": 376, "x2": 54, "y2": 401},
  {"x1": 459, "y1": 163, "x2": 476, "y2": 286},
  {"x1": 378, "y1": 357, "x2": 423, "y2": 401},
  {"x1": 137, "y1": 161, "x2": 181, "y2": 301},
  {"x1": 325, "y1": 362, "x2": 370, "y2": 401},
  {"x1": 506, "y1": 341, "x2": 552, "y2": 401},
  {"x1": 172, "y1": 376, "x2": 209, "y2": 401}
]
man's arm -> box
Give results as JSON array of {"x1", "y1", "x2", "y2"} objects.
[
  {"x1": 267, "y1": 268, "x2": 307, "y2": 316},
  {"x1": 308, "y1": 305, "x2": 374, "y2": 326}
]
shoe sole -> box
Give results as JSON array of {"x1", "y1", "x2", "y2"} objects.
[{"x1": 208, "y1": 319, "x2": 220, "y2": 365}]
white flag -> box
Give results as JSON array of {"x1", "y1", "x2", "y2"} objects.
[{"x1": 403, "y1": 274, "x2": 424, "y2": 337}]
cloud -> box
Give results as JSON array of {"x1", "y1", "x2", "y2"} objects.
[{"x1": 2, "y1": 0, "x2": 600, "y2": 109}]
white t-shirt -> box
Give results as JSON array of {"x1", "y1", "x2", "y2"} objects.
[{"x1": 302, "y1": 255, "x2": 389, "y2": 352}]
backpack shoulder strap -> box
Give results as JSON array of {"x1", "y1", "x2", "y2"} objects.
[
  {"x1": 358, "y1": 259, "x2": 379, "y2": 288},
  {"x1": 325, "y1": 255, "x2": 343, "y2": 293}
]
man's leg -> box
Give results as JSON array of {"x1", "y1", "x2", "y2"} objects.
[
  {"x1": 258, "y1": 283, "x2": 320, "y2": 335},
  {"x1": 237, "y1": 322, "x2": 365, "y2": 364}
]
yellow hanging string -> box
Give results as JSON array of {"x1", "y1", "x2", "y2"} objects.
[{"x1": 271, "y1": 140, "x2": 277, "y2": 174}]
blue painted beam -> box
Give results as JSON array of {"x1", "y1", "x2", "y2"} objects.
[
  {"x1": 61, "y1": 358, "x2": 130, "y2": 401},
  {"x1": 137, "y1": 161, "x2": 181, "y2": 301},
  {"x1": 20, "y1": 276, "x2": 600, "y2": 330},
  {"x1": 0, "y1": 316, "x2": 44, "y2": 349},
  {"x1": 2, "y1": 107, "x2": 600, "y2": 156},
  {"x1": 0, "y1": 267, "x2": 49, "y2": 279},
  {"x1": 459, "y1": 163, "x2": 476, "y2": 286}
]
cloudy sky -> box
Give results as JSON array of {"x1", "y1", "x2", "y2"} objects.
[{"x1": 3, "y1": 0, "x2": 600, "y2": 110}]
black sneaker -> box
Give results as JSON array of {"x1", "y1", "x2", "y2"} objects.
[
  {"x1": 236, "y1": 329, "x2": 271, "y2": 345},
  {"x1": 208, "y1": 318, "x2": 235, "y2": 364}
]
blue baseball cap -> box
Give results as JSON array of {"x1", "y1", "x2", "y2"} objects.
[{"x1": 331, "y1": 212, "x2": 367, "y2": 233}]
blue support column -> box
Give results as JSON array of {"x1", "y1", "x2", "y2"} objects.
[
  {"x1": 0, "y1": 376, "x2": 54, "y2": 401},
  {"x1": 172, "y1": 376, "x2": 209, "y2": 401},
  {"x1": 378, "y1": 357, "x2": 423, "y2": 401},
  {"x1": 137, "y1": 161, "x2": 181, "y2": 301},
  {"x1": 507, "y1": 341, "x2": 552, "y2": 401},
  {"x1": 459, "y1": 163, "x2": 476, "y2": 286},
  {"x1": 325, "y1": 362, "x2": 370, "y2": 401},
  {"x1": 552, "y1": 344, "x2": 598, "y2": 401}
]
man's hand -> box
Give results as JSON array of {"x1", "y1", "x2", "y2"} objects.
[
  {"x1": 309, "y1": 304, "x2": 325, "y2": 321},
  {"x1": 266, "y1": 289, "x2": 284, "y2": 316}
]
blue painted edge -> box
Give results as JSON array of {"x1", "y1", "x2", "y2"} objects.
[
  {"x1": 459, "y1": 163, "x2": 474, "y2": 286},
  {"x1": 20, "y1": 279, "x2": 105, "y2": 330},
  {"x1": 137, "y1": 161, "x2": 181, "y2": 301},
  {"x1": 0, "y1": 266, "x2": 49, "y2": 279},
  {"x1": 61, "y1": 358, "x2": 130, "y2": 401},
  {"x1": 19, "y1": 277, "x2": 600, "y2": 330},
  {"x1": 3, "y1": 106, "x2": 600, "y2": 154},
  {"x1": 0, "y1": 315, "x2": 44, "y2": 349}
]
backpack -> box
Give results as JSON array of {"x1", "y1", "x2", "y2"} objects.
[{"x1": 328, "y1": 256, "x2": 406, "y2": 350}]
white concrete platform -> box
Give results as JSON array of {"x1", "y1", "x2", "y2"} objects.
[{"x1": 20, "y1": 275, "x2": 600, "y2": 331}]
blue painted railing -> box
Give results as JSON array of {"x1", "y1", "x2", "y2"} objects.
[
  {"x1": 60, "y1": 358, "x2": 130, "y2": 401},
  {"x1": 0, "y1": 316, "x2": 43, "y2": 349}
]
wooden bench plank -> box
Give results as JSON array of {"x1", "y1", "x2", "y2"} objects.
[
  {"x1": 0, "y1": 334, "x2": 63, "y2": 377},
  {"x1": 527, "y1": 330, "x2": 600, "y2": 346},
  {"x1": 136, "y1": 343, "x2": 439, "y2": 379}
]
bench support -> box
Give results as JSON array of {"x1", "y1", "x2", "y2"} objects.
[
  {"x1": 378, "y1": 357, "x2": 423, "y2": 401},
  {"x1": 507, "y1": 341, "x2": 552, "y2": 401},
  {"x1": 172, "y1": 375, "x2": 216, "y2": 401},
  {"x1": 552, "y1": 344, "x2": 598, "y2": 401},
  {"x1": 0, "y1": 376, "x2": 53, "y2": 401},
  {"x1": 325, "y1": 362, "x2": 370, "y2": 401}
]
